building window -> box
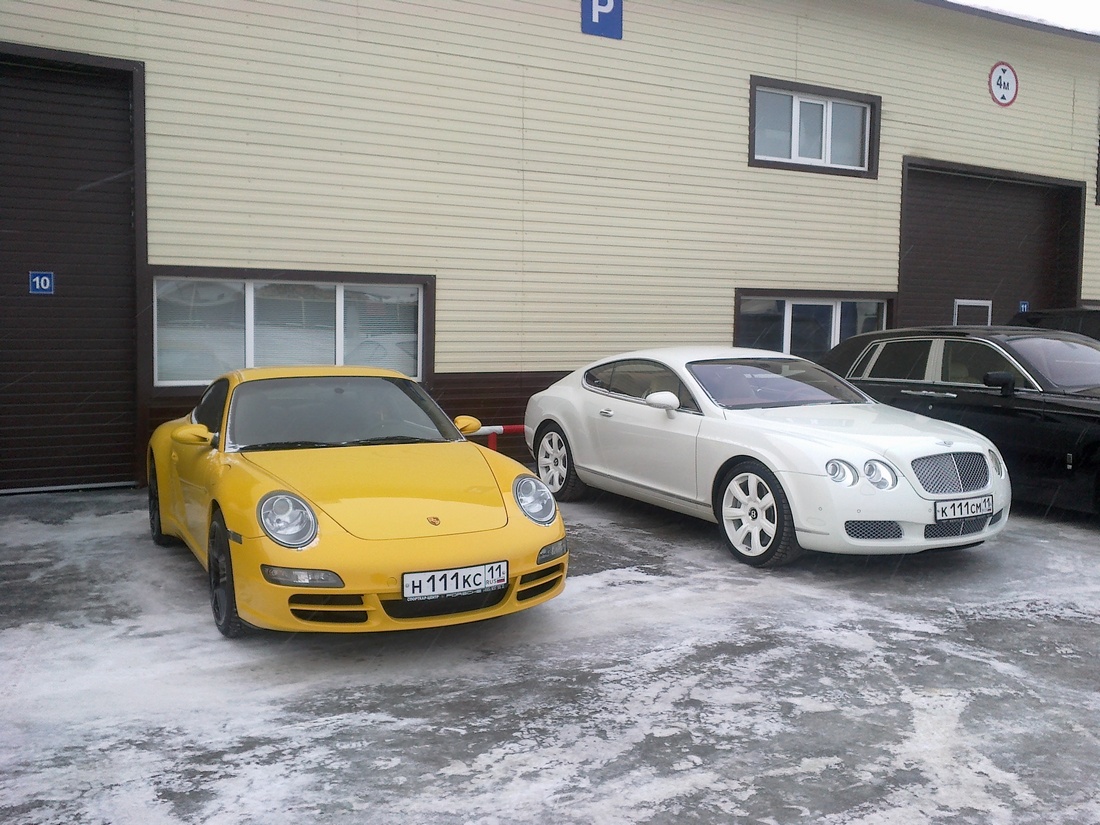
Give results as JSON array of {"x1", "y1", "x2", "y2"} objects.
[
  {"x1": 750, "y1": 77, "x2": 880, "y2": 177},
  {"x1": 736, "y1": 297, "x2": 886, "y2": 362},
  {"x1": 154, "y1": 278, "x2": 421, "y2": 386}
]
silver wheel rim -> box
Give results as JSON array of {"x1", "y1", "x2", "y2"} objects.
[
  {"x1": 721, "y1": 471, "x2": 777, "y2": 557},
  {"x1": 537, "y1": 432, "x2": 568, "y2": 492}
]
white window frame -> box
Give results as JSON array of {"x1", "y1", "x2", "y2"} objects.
[
  {"x1": 154, "y1": 278, "x2": 424, "y2": 387},
  {"x1": 737, "y1": 296, "x2": 887, "y2": 358},
  {"x1": 756, "y1": 90, "x2": 869, "y2": 170},
  {"x1": 750, "y1": 76, "x2": 879, "y2": 178}
]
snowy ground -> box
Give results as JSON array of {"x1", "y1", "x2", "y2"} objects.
[{"x1": 2, "y1": 488, "x2": 1099, "y2": 825}]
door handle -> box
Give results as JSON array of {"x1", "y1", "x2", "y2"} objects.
[{"x1": 599, "y1": 409, "x2": 614, "y2": 417}]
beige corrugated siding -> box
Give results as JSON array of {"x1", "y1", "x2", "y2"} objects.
[{"x1": 3, "y1": 0, "x2": 1099, "y2": 370}]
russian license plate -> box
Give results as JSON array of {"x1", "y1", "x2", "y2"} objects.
[
  {"x1": 935, "y1": 495, "x2": 994, "y2": 522},
  {"x1": 403, "y1": 561, "x2": 508, "y2": 601}
]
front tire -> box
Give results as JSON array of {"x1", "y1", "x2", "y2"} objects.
[
  {"x1": 208, "y1": 512, "x2": 246, "y2": 638},
  {"x1": 715, "y1": 460, "x2": 803, "y2": 568},
  {"x1": 535, "y1": 424, "x2": 588, "y2": 502}
]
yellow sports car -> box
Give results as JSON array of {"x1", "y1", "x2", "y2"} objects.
[{"x1": 147, "y1": 366, "x2": 568, "y2": 637}]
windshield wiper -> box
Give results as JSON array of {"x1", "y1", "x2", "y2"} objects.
[
  {"x1": 338, "y1": 435, "x2": 445, "y2": 446},
  {"x1": 240, "y1": 440, "x2": 338, "y2": 452}
]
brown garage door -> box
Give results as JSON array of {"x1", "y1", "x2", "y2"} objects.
[
  {"x1": 898, "y1": 163, "x2": 1082, "y2": 328},
  {"x1": 1, "y1": 59, "x2": 136, "y2": 492}
]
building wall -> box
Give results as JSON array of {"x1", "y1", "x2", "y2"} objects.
[{"x1": 3, "y1": 0, "x2": 1099, "y2": 375}]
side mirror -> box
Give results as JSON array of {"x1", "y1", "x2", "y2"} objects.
[
  {"x1": 171, "y1": 423, "x2": 214, "y2": 446},
  {"x1": 645, "y1": 390, "x2": 681, "y2": 418},
  {"x1": 983, "y1": 371, "x2": 1015, "y2": 397},
  {"x1": 453, "y1": 415, "x2": 483, "y2": 435}
]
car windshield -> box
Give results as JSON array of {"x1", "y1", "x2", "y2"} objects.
[
  {"x1": 1008, "y1": 335, "x2": 1100, "y2": 392},
  {"x1": 688, "y1": 358, "x2": 867, "y2": 409},
  {"x1": 226, "y1": 375, "x2": 462, "y2": 451}
]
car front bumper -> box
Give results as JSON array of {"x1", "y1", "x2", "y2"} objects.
[
  {"x1": 226, "y1": 524, "x2": 568, "y2": 633},
  {"x1": 780, "y1": 469, "x2": 1011, "y2": 555}
]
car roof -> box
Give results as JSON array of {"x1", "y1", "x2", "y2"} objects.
[
  {"x1": 222, "y1": 364, "x2": 409, "y2": 383},
  {"x1": 584, "y1": 346, "x2": 799, "y2": 370},
  {"x1": 841, "y1": 325, "x2": 1098, "y2": 345}
]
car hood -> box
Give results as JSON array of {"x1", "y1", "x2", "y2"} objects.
[
  {"x1": 241, "y1": 442, "x2": 509, "y2": 540},
  {"x1": 727, "y1": 403, "x2": 991, "y2": 459}
]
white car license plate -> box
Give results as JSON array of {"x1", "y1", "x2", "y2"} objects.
[
  {"x1": 403, "y1": 561, "x2": 508, "y2": 601},
  {"x1": 935, "y1": 495, "x2": 994, "y2": 522}
]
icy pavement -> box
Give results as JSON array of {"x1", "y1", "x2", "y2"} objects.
[{"x1": 1, "y1": 488, "x2": 1099, "y2": 824}]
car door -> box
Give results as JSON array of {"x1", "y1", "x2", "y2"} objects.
[
  {"x1": 846, "y1": 336, "x2": 939, "y2": 414},
  {"x1": 587, "y1": 359, "x2": 703, "y2": 503},
  {"x1": 174, "y1": 378, "x2": 230, "y2": 552}
]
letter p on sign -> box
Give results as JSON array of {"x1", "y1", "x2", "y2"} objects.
[{"x1": 582, "y1": 0, "x2": 622, "y2": 39}]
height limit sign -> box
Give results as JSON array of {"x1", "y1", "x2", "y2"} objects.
[{"x1": 989, "y1": 62, "x2": 1018, "y2": 107}]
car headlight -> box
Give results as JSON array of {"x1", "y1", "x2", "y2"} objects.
[
  {"x1": 864, "y1": 460, "x2": 898, "y2": 490},
  {"x1": 258, "y1": 492, "x2": 318, "y2": 548},
  {"x1": 514, "y1": 475, "x2": 557, "y2": 525},
  {"x1": 825, "y1": 459, "x2": 858, "y2": 486},
  {"x1": 989, "y1": 449, "x2": 1006, "y2": 478}
]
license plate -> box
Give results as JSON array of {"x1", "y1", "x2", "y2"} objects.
[
  {"x1": 935, "y1": 495, "x2": 994, "y2": 522},
  {"x1": 402, "y1": 561, "x2": 508, "y2": 601}
]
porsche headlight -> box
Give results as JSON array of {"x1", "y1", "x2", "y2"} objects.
[
  {"x1": 825, "y1": 459, "x2": 858, "y2": 486},
  {"x1": 514, "y1": 475, "x2": 557, "y2": 525},
  {"x1": 258, "y1": 492, "x2": 318, "y2": 548},
  {"x1": 864, "y1": 460, "x2": 898, "y2": 490}
]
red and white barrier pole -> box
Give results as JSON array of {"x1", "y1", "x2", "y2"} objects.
[{"x1": 471, "y1": 424, "x2": 525, "y2": 451}]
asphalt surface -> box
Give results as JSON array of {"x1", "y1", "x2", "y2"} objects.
[{"x1": 2, "y1": 487, "x2": 1099, "y2": 824}]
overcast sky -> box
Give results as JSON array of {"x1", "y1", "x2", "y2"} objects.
[{"x1": 949, "y1": 1, "x2": 1100, "y2": 35}]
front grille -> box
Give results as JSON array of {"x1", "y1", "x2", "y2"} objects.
[
  {"x1": 845, "y1": 520, "x2": 903, "y2": 540},
  {"x1": 381, "y1": 586, "x2": 508, "y2": 620},
  {"x1": 911, "y1": 452, "x2": 989, "y2": 494},
  {"x1": 517, "y1": 563, "x2": 565, "y2": 601},
  {"x1": 289, "y1": 593, "x2": 368, "y2": 624},
  {"x1": 924, "y1": 513, "x2": 993, "y2": 539}
]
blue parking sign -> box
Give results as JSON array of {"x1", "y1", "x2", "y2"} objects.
[{"x1": 582, "y1": 0, "x2": 622, "y2": 39}]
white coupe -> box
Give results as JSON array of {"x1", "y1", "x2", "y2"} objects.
[{"x1": 525, "y1": 347, "x2": 1011, "y2": 567}]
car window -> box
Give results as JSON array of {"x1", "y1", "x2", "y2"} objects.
[
  {"x1": 1008, "y1": 336, "x2": 1100, "y2": 392},
  {"x1": 584, "y1": 363, "x2": 615, "y2": 392},
  {"x1": 866, "y1": 339, "x2": 931, "y2": 380},
  {"x1": 689, "y1": 358, "x2": 866, "y2": 409},
  {"x1": 589, "y1": 360, "x2": 700, "y2": 412},
  {"x1": 940, "y1": 340, "x2": 1028, "y2": 386},
  {"x1": 193, "y1": 378, "x2": 230, "y2": 433},
  {"x1": 226, "y1": 375, "x2": 462, "y2": 449}
]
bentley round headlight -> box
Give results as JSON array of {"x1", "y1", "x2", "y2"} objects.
[
  {"x1": 825, "y1": 459, "x2": 858, "y2": 486},
  {"x1": 514, "y1": 475, "x2": 557, "y2": 525},
  {"x1": 864, "y1": 460, "x2": 898, "y2": 490},
  {"x1": 258, "y1": 492, "x2": 318, "y2": 548}
]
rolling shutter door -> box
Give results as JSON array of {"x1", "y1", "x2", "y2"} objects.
[{"x1": 0, "y1": 60, "x2": 136, "y2": 492}]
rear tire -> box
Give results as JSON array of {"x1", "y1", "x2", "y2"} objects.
[
  {"x1": 535, "y1": 424, "x2": 589, "y2": 502},
  {"x1": 148, "y1": 458, "x2": 174, "y2": 547},
  {"x1": 208, "y1": 512, "x2": 246, "y2": 638},
  {"x1": 715, "y1": 460, "x2": 803, "y2": 568}
]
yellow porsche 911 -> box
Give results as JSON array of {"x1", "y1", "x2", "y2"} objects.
[{"x1": 147, "y1": 366, "x2": 568, "y2": 638}]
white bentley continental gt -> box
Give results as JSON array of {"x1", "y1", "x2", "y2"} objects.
[{"x1": 525, "y1": 347, "x2": 1011, "y2": 567}]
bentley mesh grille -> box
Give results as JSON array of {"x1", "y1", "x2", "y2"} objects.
[
  {"x1": 924, "y1": 513, "x2": 995, "y2": 539},
  {"x1": 911, "y1": 452, "x2": 989, "y2": 494},
  {"x1": 845, "y1": 521, "x2": 904, "y2": 540}
]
